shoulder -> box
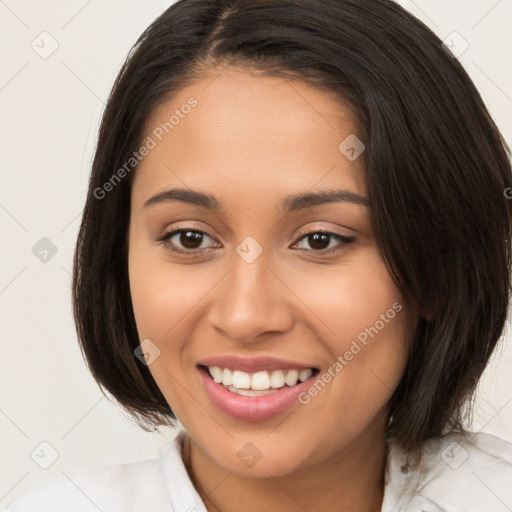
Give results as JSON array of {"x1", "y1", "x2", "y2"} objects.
[
  {"x1": 2, "y1": 450, "x2": 171, "y2": 512},
  {"x1": 383, "y1": 430, "x2": 512, "y2": 512}
]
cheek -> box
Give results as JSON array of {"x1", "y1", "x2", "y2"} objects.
[
  {"x1": 127, "y1": 237, "x2": 209, "y2": 416},
  {"x1": 128, "y1": 235, "x2": 213, "y2": 342},
  {"x1": 290, "y1": 247, "x2": 404, "y2": 343},
  {"x1": 293, "y1": 248, "x2": 409, "y2": 424}
]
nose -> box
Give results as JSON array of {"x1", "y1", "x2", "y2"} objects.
[{"x1": 206, "y1": 251, "x2": 294, "y2": 343}]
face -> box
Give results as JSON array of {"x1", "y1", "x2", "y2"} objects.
[{"x1": 128, "y1": 66, "x2": 412, "y2": 478}]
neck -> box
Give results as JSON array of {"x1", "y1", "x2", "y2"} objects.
[{"x1": 181, "y1": 423, "x2": 388, "y2": 512}]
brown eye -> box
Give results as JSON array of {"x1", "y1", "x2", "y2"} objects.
[
  {"x1": 294, "y1": 231, "x2": 355, "y2": 254},
  {"x1": 158, "y1": 229, "x2": 219, "y2": 256},
  {"x1": 306, "y1": 233, "x2": 330, "y2": 250},
  {"x1": 177, "y1": 230, "x2": 205, "y2": 249}
]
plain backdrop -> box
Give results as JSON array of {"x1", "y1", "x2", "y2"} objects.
[{"x1": 1, "y1": 0, "x2": 511, "y2": 507}]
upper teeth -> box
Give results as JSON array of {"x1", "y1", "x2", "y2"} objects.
[{"x1": 207, "y1": 366, "x2": 313, "y2": 390}]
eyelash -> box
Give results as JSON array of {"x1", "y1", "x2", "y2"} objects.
[{"x1": 156, "y1": 228, "x2": 355, "y2": 258}]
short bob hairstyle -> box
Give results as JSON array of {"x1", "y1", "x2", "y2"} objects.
[{"x1": 72, "y1": 0, "x2": 512, "y2": 461}]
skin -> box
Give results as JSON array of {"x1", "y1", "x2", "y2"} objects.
[{"x1": 128, "y1": 65, "x2": 413, "y2": 512}]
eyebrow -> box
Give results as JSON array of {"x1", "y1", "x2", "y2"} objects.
[{"x1": 143, "y1": 187, "x2": 370, "y2": 212}]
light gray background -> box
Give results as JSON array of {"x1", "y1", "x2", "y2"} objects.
[{"x1": 1, "y1": 0, "x2": 511, "y2": 507}]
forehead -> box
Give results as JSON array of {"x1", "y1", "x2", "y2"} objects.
[{"x1": 132, "y1": 66, "x2": 367, "y2": 207}]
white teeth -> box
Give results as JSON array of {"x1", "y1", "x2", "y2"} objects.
[
  {"x1": 232, "y1": 370, "x2": 251, "y2": 389},
  {"x1": 284, "y1": 369, "x2": 299, "y2": 386},
  {"x1": 209, "y1": 366, "x2": 223, "y2": 383},
  {"x1": 270, "y1": 370, "x2": 285, "y2": 388},
  {"x1": 222, "y1": 368, "x2": 233, "y2": 386},
  {"x1": 299, "y1": 368, "x2": 313, "y2": 382},
  {"x1": 206, "y1": 366, "x2": 314, "y2": 391},
  {"x1": 227, "y1": 385, "x2": 278, "y2": 396},
  {"x1": 251, "y1": 371, "x2": 270, "y2": 390}
]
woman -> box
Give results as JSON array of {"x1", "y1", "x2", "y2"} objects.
[{"x1": 5, "y1": 0, "x2": 512, "y2": 510}]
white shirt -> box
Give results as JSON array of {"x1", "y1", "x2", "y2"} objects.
[{"x1": 3, "y1": 428, "x2": 512, "y2": 512}]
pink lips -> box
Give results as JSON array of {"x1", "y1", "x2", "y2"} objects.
[
  {"x1": 196, "y1": 357, "x2": 318, "y2": 422},
  {"x1": 197, "y1": 354, "x2": 316, "y2": 373}
]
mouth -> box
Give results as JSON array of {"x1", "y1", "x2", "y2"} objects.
[
  {"x1": 196, "y1": 363, "x2": 320, "y2": 421},
  {"x1": 198, "y1": 364, "x2": 320, "y2": 396}
]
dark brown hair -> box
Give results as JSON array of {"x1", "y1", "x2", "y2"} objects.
[{"x1": 72, "y1": 0, "x2": 512, "y2": 462}]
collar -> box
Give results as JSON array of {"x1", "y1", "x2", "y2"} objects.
[{"x1": 159, "y1": 428, "x2": 512, "y2": 512}]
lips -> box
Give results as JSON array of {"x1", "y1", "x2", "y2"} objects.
[
  {"x1": 197, "y1": 354, "x2": 318, "y2": 373},
  {"x1": 195, "y1": 355, "x2": 320, "y2": 421}
]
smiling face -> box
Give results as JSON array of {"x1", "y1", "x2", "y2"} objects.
[{"x1": 128, "y1": 65, "x2": 412, "y2": 479}]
